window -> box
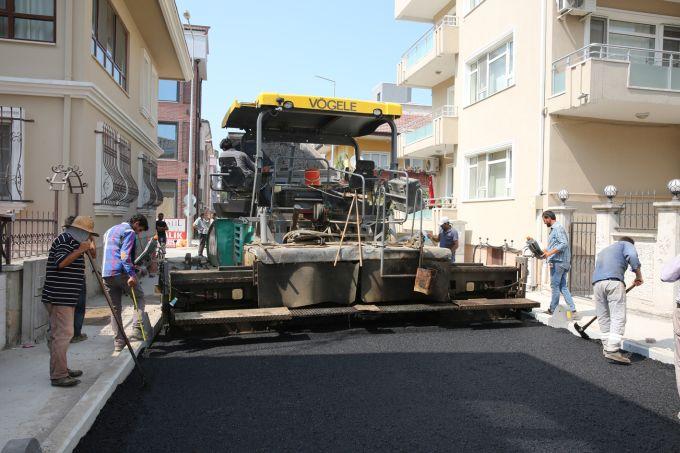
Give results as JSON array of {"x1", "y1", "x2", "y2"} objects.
[
  {"x1": 0, "y1": 106, "x2": 24, "y2": 201},
  {"x1": 138, "y1": 156, "x2": 163, "y2": 209},
  {"x1": 157, "y1": 122, "x2": 178, "y2": 159},
  {"x1": 91, "y1": 0, "x2": 128, "y2": 90},
  {"x1": 466, "y1": 0, "x2": 484, "y2": 14},
  {"x1": 445, "y1": 164, "x2": 455, "y2": 197},
  {"x1": 0, "y1": 0, "x2": 55, "y2": 42},
  {"x1": 95, "y1": 123, "x2": 138, "y2": 210},
  {"x1": 159, "y1": 79, "x2": 179, "y2": 102},
  {"x1": 466, "y1": 147, "x2": 512, "y2": 200},
  {"x1": 468, "y1": 40, "x2": 514, "y2": 104},
  {"x1": 140, "y1": 50, "x2": 157, "y2": 119},
  {"x1": 362, "y1": 152, "x2": 390, "y2": 169}
]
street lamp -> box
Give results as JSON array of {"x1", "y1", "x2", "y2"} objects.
[
  {"x1": 184, "y1": 10, "x2": 196, "y2": 244},
  {"x1": 314, "y1": 75, "x2": 336, "y2": 166}
]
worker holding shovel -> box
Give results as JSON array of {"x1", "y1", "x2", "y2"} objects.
[
  {"x1": 591, "y1": 236, "x2": 643, "y2": 365},
  {"x1": 101, "y1": 214, "x2": 149, "y2": 352}
]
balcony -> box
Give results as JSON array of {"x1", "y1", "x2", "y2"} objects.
[
  {"x1": 399, "y1": 105, "x2": 458, "y2": 158},
  {"x1": 397, "y1": 15, "x2": 458, "y2": 87},
  {"x1": 394, "y1": 0, "x2": 454, "y2": 22},
  {"x1": 549, "y1": 44, "x2": 680, "y2": 124}
]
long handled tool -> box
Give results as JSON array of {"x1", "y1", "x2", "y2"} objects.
[
  {"x1": 574, "y1": 284, "x2": 635, "y2": 340},
  {"x1": 86, "y1": 253, "x2": 146, "y2": 386},
  {"x1": 333, "y1": 195, "x2": 356, "y2": 267},
  {"x1": 130, "y1": 287, "x2": 147, "y2": 342}
]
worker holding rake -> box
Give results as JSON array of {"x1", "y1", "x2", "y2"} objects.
[
  {"x1": 591, "y1": 236, "x2": 643, "y2": 365},
  {"x1": 101, "y1": 214, "x2": 150, "y2": 352}
]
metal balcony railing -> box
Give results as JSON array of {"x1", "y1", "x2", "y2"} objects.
[
  {"x1": 402, "y1": 15, "x2": 458, "y2": 71},
  {"x1": 403, "y1": 105, "x2": 457, "y2": 146},
  {"x1": 552, "y1": 43, "x2": 680, "y2": 95}
]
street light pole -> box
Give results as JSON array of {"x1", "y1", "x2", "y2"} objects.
[
  {"x1": 315, "y1": 75, "x2": 336, "y2": 166},
  {"x1": 184, "y1": 10, "x2": 196, "y2": 244}
]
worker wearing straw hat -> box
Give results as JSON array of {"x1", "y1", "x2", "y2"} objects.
[{"x1": 42, "y1": 216, "x2": 98, "y2": 387}]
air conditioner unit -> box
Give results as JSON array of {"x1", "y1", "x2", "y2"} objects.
[
  {"x1": 557, "y1": 0, "x2": 596, "y2": 16},
  {"x1": 424, "y1": 157, "x2": 440, "y2": 174}
]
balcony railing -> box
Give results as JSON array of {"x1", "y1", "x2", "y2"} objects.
[
  {"x1": 402, "y1": 15, "x2": 458, "y2": 71},
  {"x1": 403, "y1": 105, "x2": 457, "y2": 146},
  {"x1": 405, "y1": 121, "x2": 433, "y2": 145},
  {"x1": 552, "y1": 44, "x2": 680, "y2": 95}
]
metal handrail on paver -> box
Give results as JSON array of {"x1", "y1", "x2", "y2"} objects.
[
  {"x1": 401, "y1": 15, "x2": 458, "y2": 70},
  {"x1": 552, "y1": 43, "x2": 680, "y2": 94}
]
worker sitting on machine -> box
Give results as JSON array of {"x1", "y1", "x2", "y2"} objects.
[{"x1": 218, "y1": 138, "x2": 256, "y2": 189}]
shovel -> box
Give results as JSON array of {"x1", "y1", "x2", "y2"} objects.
[{"x1": 574, "y1": 284, "x2": 635, "y2": 340}]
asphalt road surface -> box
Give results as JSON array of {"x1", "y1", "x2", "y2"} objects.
[{"x1": 76, "y1": 318, "x2": 680, "y2": 453}]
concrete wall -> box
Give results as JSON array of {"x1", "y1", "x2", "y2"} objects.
[
  {"x1": 455, "y1": 0, "x2": 542, "y2": 247},
  {"x1": 548, "y1": 118, "x2": 680, "y2": 196}
]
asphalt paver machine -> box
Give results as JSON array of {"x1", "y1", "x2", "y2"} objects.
[{"x1": 159, "y1": 93, "x2": 537, "y2": 332}]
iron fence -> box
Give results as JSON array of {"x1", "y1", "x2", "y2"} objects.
[
  {"x1": 569, "y1": 214, "x2": 596, "y2": 298},
  {"x1": 0, "y1": 210, "x2": 57, "y2": 264},
  {"x1": 619, "y1": 190, "x2": 657, "y2": 231}
]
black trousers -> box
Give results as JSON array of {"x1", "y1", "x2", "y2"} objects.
[{"x1": 198, "y1": 233, "x2": 208, "y2": 256}]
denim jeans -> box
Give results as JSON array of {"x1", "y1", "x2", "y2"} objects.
[
  {"x1": 549, "y1": 262, "x2": 576, "y2": 312},
  {"x1": 73, "y1": 287, "x2": 86, "y2": 337}
]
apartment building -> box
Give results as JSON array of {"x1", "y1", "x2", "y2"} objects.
[
  {"x1": 0, "y1": 0, "x2": 191, "y2": 246},
  {"x1": 394, "y1": 0, "x2": 680, "y2": 251},
  {"x1": 157, "y1": 24, "x2": 209, "y2": 220}
]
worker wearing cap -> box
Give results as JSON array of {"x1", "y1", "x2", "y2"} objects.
[
  {"x1": 660, "y1": 254, "x2": 680, "y2": 418},
  {"x1": 591, "y1": 237, "x2": 643, "y2": 365},
  {"x1": 102, "y1": 214, "x2": 149, "y2": 352},
  {"x1": 42, "y1": 216, "x2": 97, "y2": 387},
  {"x1": 427, "y1": 217, "x2": 458, "y2": 263}
]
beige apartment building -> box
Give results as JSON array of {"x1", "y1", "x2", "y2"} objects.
[
  {"x1": 394, "y1": 0, "x2": 680, "y2": 251},
  {"x1": 0, "y1": 0, "x2": 192, "y2": 252}
]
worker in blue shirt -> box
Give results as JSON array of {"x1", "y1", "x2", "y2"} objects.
[
  {"x1": 427, "y1": 217, "x2": 458, "y2": 263},
  {"x1": 591, "y1": 237, "x2": 643, "y2": 365},
  {"x1": 540, "y1": 210, "x2": 577, "y2": 315}
]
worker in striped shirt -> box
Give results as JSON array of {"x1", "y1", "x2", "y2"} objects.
[
  {"x1": 42, "y1": 216, "x2": 97, "y2": 387},
  {"x1": 102, "y1": 214, "x2": 149, "y2": 352}
]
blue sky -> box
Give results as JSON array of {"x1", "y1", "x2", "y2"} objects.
[{"x1": 174, "y1": 0, "x2": 432, "y2": 143}]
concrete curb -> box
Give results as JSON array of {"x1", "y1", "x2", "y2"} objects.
[
  {"x1": 40, "y1": 307, "x2": 162, "y2": 453},
  {"x1": 526, "y1": 309, "x2": 674, "y2": 365}
]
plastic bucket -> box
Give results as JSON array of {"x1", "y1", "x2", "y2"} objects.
[{"x1": 304, "y1": 169, "x2": 321, "y2": 186}]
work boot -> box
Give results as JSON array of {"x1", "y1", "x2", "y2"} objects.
[
  {"x1": 604, "y1": 350, "x2": 631, "y2": 365},
  {"x1": 51, "y1": 376, "x2": 80, "y2": 387},
  {"x1": 70, "y1": 333, "x2": 88, "y2": 343},
  {"x1": 68, "y1": 369, "x2": 83, "y2": 378},
  {"x1": 544, "y1": 309, "x2": 553, "y2": 315}
]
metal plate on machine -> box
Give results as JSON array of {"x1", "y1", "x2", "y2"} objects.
[
  {"x1": 453, "y1": 298, "x2": 539, "y2": 311},
  {"x1": 174, "y1": 307, "x2": 292, "y2": 325}
]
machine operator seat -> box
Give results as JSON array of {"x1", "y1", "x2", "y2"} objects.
[{"x1": 219, "y1": 156, "x2": 254, "y2": 193}]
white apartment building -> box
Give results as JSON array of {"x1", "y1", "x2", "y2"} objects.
[{"x1": 394, "y1": 0, "x2": 680, "y2": 259}]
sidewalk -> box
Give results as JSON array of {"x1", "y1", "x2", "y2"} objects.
[
  {"x1": 527, "y1": 290, "x2": 675, "y2": 364},
  {"x1": 0, "y1": 246, "x2": 196, "y2": 453}
]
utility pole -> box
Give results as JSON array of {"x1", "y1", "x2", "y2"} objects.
[{"x1": 184, "y1": 10, "x2": 196, "y2": 244}]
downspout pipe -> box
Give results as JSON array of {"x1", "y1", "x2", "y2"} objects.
[{"x1": 538, "y1": 0, "x2": 547, "y2": 198}]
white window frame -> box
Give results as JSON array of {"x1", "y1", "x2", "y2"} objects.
[
  {"x1": 139, "y1": 49, "x2": 156, "y2": 123},
  {"x1": 585, "y1": 8, "x2": 680, "y2": 53},
  {"x1": 445, "y1": 163, "x2": 455, "y2": 198},
  {"x1": 466, "y1": 32, "x2": 515, "y2": 106},
  {"x1": 463, "y1": 142, "x2": 513, "y2": 202},
  {"x1": 0, "y1": 106, "x2": 25, "y2": 201},
  {"x1": 463, "y1": 0, "x2": 486, "y2": 17},
  {"x1": 362, "y1": 151, "x2": 390, "y2": 169}
]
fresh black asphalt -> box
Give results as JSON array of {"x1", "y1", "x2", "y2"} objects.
[{"x1": 76, "y1": 318, "x2": 680, "y2": 453}]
